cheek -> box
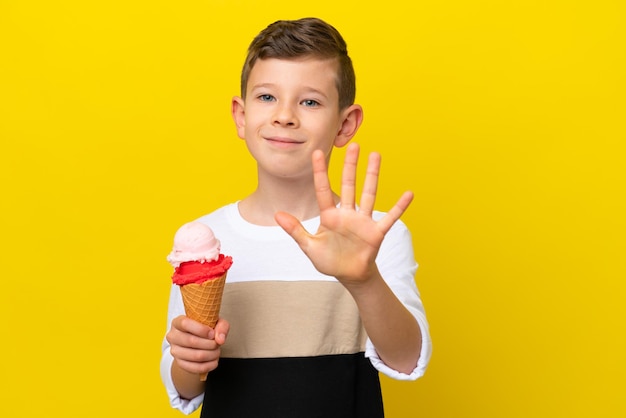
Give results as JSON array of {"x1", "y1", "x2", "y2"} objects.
[
  {"x1": 237, "y1": 116, "x2": 256, "y2": 139},
  {"x1": 244, "y1": 110, "x2": 265, "y2": 128}
]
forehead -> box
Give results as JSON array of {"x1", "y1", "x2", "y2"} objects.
[{"x1": 247, "y1": 57, "x2": 340, "y2": 95}]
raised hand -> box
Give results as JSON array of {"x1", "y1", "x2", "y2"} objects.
[{"x1": 274, "y1": 142, "x2": 413, "y2": 287}]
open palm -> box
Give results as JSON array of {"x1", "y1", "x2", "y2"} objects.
[{"x1": 275, "y1": 143, "x2": 414, "y2": 286}]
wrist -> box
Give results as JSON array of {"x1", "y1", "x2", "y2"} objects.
[
  {"x1": 339, "y1": 267, "x2": 383, "y2": 299},
  {"x1": 171, "y1": 360, "x2": 206, "y2": 400}
]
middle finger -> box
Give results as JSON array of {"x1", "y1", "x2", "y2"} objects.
[{"x1": 340, "y1": 143, "x2": 360, "y2": 209}]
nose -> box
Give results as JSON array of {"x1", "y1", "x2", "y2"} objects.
[{"x1": 272, "y1": 102, "x2": 298, "y2": 127}]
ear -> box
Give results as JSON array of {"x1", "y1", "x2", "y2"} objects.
[
  {"x1": 334, "y1": 104, "x2": 364, "y2": 148},
  {"x1": 231, "y1": 96, "x2": 246, "y2": 139}
]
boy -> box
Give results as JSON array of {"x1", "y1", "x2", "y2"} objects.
[{"x1": 161, "y1": 17, "x2": 431, "y2": 417}]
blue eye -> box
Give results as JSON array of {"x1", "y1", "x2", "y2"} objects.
[
  {"x1": 259, "y1": 94, "x2": 275, "y2": 102},
  {"x1": 301, "y1": 99, "x2": 319, "y2": 107}
]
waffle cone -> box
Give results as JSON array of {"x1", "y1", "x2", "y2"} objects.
[{"x1": 180, "y1": 273, "x2": 227, "y2": 329}]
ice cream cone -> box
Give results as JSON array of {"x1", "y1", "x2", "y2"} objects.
[
  {"x1": 179, "y1": 272, "x2": 227, "y2": 381},
  {"x1": 168, "y1": 222, "x2": 233, "y2": 382},
  {"x1": 179, "y1": 272, "x2": 227, "y2": 328}
]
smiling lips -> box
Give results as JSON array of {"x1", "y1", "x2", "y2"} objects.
[{"x1": 265, "y1": 136, "x2": 304, "y2": 145}]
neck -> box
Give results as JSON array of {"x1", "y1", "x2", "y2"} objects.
[{"x1": 238, "y1": 173, "x2": 338, "y2": 226}]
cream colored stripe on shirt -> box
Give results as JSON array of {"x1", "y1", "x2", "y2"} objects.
[{"x1": 219, "y1": 280, "x2": 367, "y2": 359}]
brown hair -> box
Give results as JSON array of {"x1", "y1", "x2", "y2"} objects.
[{"x1": 240, "y1": 17, "x2": 356, "y2": 109}]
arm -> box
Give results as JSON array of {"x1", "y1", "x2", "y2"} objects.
[
  {"x1": 275, "y1": 143, "x2": 421, "y2": 373},
  {"x1": 342, "y1": 268, "x2": 421, "y2": 374}
]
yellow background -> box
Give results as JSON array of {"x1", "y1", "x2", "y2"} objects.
[{"x1": 1, "y1": 1, "x2": 624, "y2": 417}]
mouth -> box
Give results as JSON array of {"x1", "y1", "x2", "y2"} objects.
[{"x1": 264, "y1": 136, "x2": 305, "y2": 146}]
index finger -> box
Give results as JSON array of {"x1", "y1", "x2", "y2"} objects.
[
  {"x1": 173, "y1": 315, "x2": 214, "y2": 339},
  {"x1": 312, "y1": 149, "x2": 336, "y2": 211}
]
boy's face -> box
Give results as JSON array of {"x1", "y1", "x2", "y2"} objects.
[{"x1": 232, "y1": 57, "x2": 361, "y2": 180}]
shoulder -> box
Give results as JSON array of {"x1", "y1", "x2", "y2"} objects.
[
  {"x1": 195, "y1": 202, "x2": 238, "y2": 224},
  {"x1": 187, "y1": 202, "x2": 240, "y2": 239},
  {"x1": 373, "y1": 210, "x2": 415, "y2": 265}
]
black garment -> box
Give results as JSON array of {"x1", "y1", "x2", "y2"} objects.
[{"x1": 201, "y1": 353, "x2": 384, "y2": 418}]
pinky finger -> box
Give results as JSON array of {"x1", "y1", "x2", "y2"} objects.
[{"x1": 377, "y1": 191, "x2": 414, "y2": 234}]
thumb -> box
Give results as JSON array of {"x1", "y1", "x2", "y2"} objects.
[
  {"x1": 275, "y1": 211, "x2": 310, "y2": 250},
  {"x1": 214, "y1": 318, "x2": 230, "y2": 345}
]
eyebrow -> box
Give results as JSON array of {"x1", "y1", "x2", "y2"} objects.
[{"x1": 250, "y1": 83, "x2": 276, "y2": 91}]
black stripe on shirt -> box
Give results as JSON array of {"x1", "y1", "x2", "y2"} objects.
[{"x1": 201, "y1": 353, "x2": 384, "y2": 418}]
